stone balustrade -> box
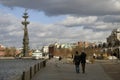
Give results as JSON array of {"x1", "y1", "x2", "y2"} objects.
[{"x1": 0, "y1": 59, "x2": 46, "y2": 80}]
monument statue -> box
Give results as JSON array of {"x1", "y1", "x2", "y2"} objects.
[{"x1": 21, "y1": 9, "x2": 30, "y2": 57}]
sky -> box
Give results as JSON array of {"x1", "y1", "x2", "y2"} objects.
[{"x1": 0, "y1": 0, "x2": 120, "y2": 49}]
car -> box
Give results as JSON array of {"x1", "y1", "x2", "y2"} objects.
[{"x1": 32, "y1": 50, "x2": 44, "y2": 60}]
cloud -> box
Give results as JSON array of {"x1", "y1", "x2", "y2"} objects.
[
  {"x1": 0, "y1": 0, "x2": 120, "y2": 48},
  {"x1": 98, "y1": 15, "x2": 120, "y2": 23},
  {"x1": 56, "y1": 15, "x2": 120, "y2": 31},
  {"x1": 0, "y1": 11, "x2": 119, "y2": 48},
  {"x1": 56, "y1": 16, "x2": 97, "y2": 27},
  {"x1": 1, "y1": 0, "x2": 120, "y2": 16},
  {"x1": 0, "y1": 12, "x2": 23, "y2": 47}
]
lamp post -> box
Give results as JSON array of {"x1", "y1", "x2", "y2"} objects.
[
  {"x1": 83, "y1": 41, "x2": 85, "y2": 51},
  {"x1": 118, "y1": 47, "x2": 120, "y2": 59},
  {"x1": 117, "y1": 46, "x2": 120, "y2": 63},
  {"x1": 21, "y1": 10, "x2": 30, "y2": 57}
]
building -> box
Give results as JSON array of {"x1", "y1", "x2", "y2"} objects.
[
  {"x1": 106, "y1": 28, "x2": 120, "y2": 59},
  {"x1": 49, "y1": 44, "x2": 55, "y2": 55},
  {"x1": 0, "y1": 44, "x2": 5, "y2": 56},
  {"x1": 42, "y1": 46, "x2": 49, "y2": 53},
  {"x1": 60, "y1": 43, "x2": 76, "y2": 49},
  {"x1": 77, "y1": 41, "x2": 92, "y2": 48},
  {"x1": 107, "y1": 28, "x2": 120, "y2": 46},
  {"x1": 48, "y1": 42, "x2": 76, "y2": 57}
]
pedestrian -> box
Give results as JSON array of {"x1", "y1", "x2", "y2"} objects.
[
  {"x1": 73, "y1": 51, "x2": 81, "y2": 73},
  {"x1": 93, "y1": 53, "x2": 97, "y2": 59},
  {"x1": 59, "y1": 56, "x2": 62, "y2": 61},
  {"x1": 80, "y1": 51, "x2": 86, "y2": 73}
]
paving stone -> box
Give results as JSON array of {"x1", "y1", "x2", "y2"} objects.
[{"x1": 32, "y1": 58, "x2": 113, "y2": 80}]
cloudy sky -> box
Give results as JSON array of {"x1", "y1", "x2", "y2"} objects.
[{"x1": 0, "y1": 0, "x2": 120, "y2": 49}]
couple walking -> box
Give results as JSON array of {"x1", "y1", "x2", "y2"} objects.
[{"x1": 73, "y1": 51, "x2": 86, "y2": 74}]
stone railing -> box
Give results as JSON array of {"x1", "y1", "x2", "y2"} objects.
[
  {"x1": 21, "y1": 60, "x2": 46, "y2": 80},
  {"x1": 0, "y1": 59, "x2": 46, "y2": 80}
]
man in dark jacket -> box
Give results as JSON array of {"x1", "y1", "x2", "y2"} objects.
[
  {"x1": 73, "y1": 51, "x2": 81, "y2": 73},
  {"x1": 80, "y1": 51, "x2": 86, "y2": 73}
]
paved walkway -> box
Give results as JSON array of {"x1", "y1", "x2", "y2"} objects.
[{"x1": 32, "y1": 58, "x2": 113, "y2": 80}]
